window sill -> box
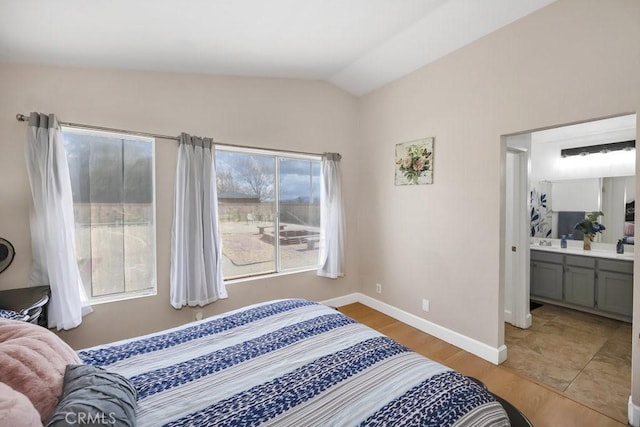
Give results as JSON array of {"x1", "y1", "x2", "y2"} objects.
[
  {"x1": 224, "y1": 266, "x2": 318, "y2": 285},
  {"x1": 88, "y1": 289, "x2": 157, "y2": 306}
]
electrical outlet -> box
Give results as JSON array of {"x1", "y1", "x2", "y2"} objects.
[
  {"x1": 376, "y1": 283, "x2": 382, "y2": 294},
  {"x1": 195, "y1": 310, "x2": 203, "y2": 321},
  {"x1": 422, "y1": 299, "x2": 430, "y2": 313}
]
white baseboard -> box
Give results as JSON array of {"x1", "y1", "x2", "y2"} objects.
[
  {"x1": 322, "y1": 292, "x2": 506, "y2": 365},
  {"x1": 629, "y1": 396, "x2": 640, "y2": 426},
  {"x1": 504, "y1": 310, "x2": 532, "y2": 329},
  {"x1": 321, "y1": 293, "x2": 360, "y2": 308}
]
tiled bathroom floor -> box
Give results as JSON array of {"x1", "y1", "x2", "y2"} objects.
[{"x1": 504, "y1": 303, "x2": 631, "y2": 423}]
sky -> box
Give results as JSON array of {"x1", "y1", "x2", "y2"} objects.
[{"x1": 215, "y1": 150, "x2": 320, "y2": 202}]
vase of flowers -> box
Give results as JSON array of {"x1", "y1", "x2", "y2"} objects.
[{"x1": 574, "y1": 211, "x2": 605, "y2": 251}]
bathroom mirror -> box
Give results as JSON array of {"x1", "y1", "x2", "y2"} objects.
[
  {"x1": 0, "y1": 238, "x2": 15, "y2": 273},
  {"x1": 547, "y1": 176, "x2": 635, "y2": 244}
]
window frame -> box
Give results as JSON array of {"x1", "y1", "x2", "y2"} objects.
[
  {"x1": 62, "y1": 126, "x2": 158, "y2": 305},
  {"x1": 214, "y1": 145, "x2": 321, "y2": 283}
]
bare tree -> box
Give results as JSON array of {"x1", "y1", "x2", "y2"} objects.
[
  {"x1": 216, "y1": 168, "x2": 238, "y2": 194},
  {"x1": 237, "y1": 157, "x2": 273, "y2": 201}
]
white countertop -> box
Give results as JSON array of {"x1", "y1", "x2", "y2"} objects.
[{"x1": 530, "y1": 244, "x2": 634, "y2": 261}]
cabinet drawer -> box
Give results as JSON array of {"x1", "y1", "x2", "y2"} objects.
[
  {"x1": 597, "y1": 271, "x2": 633, "y2": 317},
  {"x1": 598, "y1": 259, "x2": 633, "y2": 274},
  {"x1": 531, "y1": 261, "x2": 563, "y2": 300},
  {"x1": 530, "y1": 250, "x2": 563, "y2": 264},
  {"x1": 565, "y1": 266, "x2": 595, "y2": 308},
  {"x1": 566, "y1": 255, "x2": 595, "y2": 269}
]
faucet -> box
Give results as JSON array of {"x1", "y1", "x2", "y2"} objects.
[{"x1": 538, "y1": 239, "x2": 552, "y2": 247}]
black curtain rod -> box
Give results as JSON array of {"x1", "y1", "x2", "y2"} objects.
[{"x1": 15, "y1": 113, "x2": 337, "y2": 159}]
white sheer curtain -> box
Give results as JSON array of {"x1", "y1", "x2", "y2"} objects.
[
  {"x1": 170, "y1": 133, "x2": 227, "y2": 308},
  {"x1": 318, "y1": 153, "x2": 345, "y2": 279},
  {"x1": 24, "y1": 112, "x2": 92, "y2": 330}
]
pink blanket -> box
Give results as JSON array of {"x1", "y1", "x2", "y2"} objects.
[
  {"x1": 0, "y1": 382, "x2": 42, "y2": 426},
  {"x1": 0, "y1": 319, "x2": 80, "y2": 422}
]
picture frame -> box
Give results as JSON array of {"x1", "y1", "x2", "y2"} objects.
[{"x1": 395, "y1": 137, "x2": 434, "y2": 185}]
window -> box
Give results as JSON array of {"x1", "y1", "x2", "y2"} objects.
[
  {"x1": 215, "y1": 147, "x2": 321, "y2": 280},
  {"x1": 63, "y1": 128, "x2": 156, "y2": 303}
]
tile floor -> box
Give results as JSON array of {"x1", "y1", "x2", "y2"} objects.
[{"x1": 504, "y1": 303, "x2": 631, "y2": 423}]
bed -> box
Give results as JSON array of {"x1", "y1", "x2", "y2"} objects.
[{"x1": 0, "y1": 299, "x2": 526, "y2": 426}]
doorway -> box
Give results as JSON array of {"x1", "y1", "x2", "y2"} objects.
[{"x1": 501, "y1": 113, "x2": 637, "y2": 423}]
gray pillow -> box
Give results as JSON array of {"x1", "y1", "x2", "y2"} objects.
[{"x1": 46, "y1": 364, "x2": 137, "y2": 427}]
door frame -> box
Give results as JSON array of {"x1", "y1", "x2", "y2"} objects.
[{"x1": 504, "y1": 146, "x2": 532, "y2": 329}]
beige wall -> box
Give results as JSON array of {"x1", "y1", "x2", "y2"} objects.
[
  {"x1": 356, "y1": 0, "x2": 640, "y2": 352},
  {"x1": 0, "y1": 64, "x2": 359, "y2": 348},
  {"x1": 0, "y1": 0, "x2": 638, "y2": 394}
]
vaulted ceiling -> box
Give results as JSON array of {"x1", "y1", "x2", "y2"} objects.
[{"x1": 0, "y1": 0, "x2": 556, "y2": 95}]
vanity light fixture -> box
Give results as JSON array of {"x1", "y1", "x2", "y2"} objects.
[{"x1": 560, "y1": 140, "x2": 635, "y2": 157}]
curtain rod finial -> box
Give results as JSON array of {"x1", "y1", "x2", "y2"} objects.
[{"x1": 16, "y1": 113, "x2": 28, "y2": 122}]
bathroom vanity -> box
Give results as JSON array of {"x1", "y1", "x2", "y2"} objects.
[{"x1": 530, "y1": 245, "x2": 634, "y2": 322}]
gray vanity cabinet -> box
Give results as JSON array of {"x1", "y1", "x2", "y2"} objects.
[
  {"x1": 564, "y1": 256, "x2": 595, "y2": 308},
  {"x1": 530, "y1": 251, "x2": 563, "y2": 301},
  {"x1": 597, "y1": 260, "x2": 633, "y2": 318},
  {"x1": 530, "y1": 249, "x2": 633, "y2": 322}
]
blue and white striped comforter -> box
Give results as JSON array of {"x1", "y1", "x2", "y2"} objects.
[{"x1": 78, "y1": 299, "x2": 509, "y2": 426}]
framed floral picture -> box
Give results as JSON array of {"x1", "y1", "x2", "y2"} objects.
[{"x1": 395, "y1": 137, "x2": 434, "y2": 185}]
